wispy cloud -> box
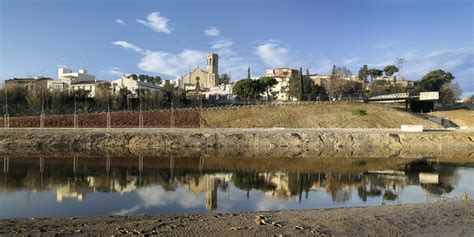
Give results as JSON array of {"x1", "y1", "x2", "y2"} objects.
[
  {"x1": 211, "y1": 38, "x2": 233, "y2": 50},
  {"x1": 102, "y1": 66, "x2": 126, "y2": 77},
  {"x1": 56, "y1": 64, "x2": 73, "y2": 69},
  {"x1": 111, "y1": 41, "x2": 144, "y2": 53},
  {"x1": 138, "y1": 49, "x2": 207, "y2": 78},
  {"x1": 115, "y1": 19, "x2": 126, "y2": 26},
  {"x1": 255, "y1": 42, "x2": 288, "y2": 67},
  {"x1": 137, "y1": 12, "x2": 172, "y2": 34},
  {"x1": 204, "y1": 26, "x2": 220, "y2": 36}
]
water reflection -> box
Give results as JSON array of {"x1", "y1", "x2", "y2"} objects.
[{"x1": 0, "y1": 155, "x2": 472, "y2": 218}]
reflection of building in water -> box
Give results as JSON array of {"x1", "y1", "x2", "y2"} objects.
[
  {"x1": 56, "y1": 176, "x2": 139, "y2": 202},
  {"x1": 205, "y1": 176, "x2": 217, "y2": 210},
  {"x1": 183, "y1": 174, "x2": 230, "y2": 211},
  {"x1": 56, "y1": 183, "x2": 87, "y2": 202}
]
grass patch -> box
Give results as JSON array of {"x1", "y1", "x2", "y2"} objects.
[
  {"x1": 352, "y1": 109, "x2": 367, "y2": 116},
  {"x1": 352, "y1": 160, "x2": 367, "y2": 167}
]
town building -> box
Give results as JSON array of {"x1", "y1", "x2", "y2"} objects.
[
  {"x1": 5, "y1": 77, "x2": 54, "y2": 91},
  {"x1": 264, "y1": 68, "x2": 302, "y2": 101},
  {"x1": 179, "y1": 53, "x2": 219, "y2": 91},
  {"x1": 309, "y1": 74, "x2": 331, "y2": 87},
  {"x1": 111, "y1": 75, "x2": 161, "y2": 96},
  {"x1": 205, "y1": 83, "x2": 235, "y2": 101},
  {"x1": 58, "y1": 68, "x2": 96, "y2": 88}
]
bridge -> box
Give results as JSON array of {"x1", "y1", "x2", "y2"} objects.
[{"x1": 365, "y1": 92, "x2": 439, "y2": 112}]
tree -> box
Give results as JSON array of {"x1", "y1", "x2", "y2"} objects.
[
  {"x1": 439, "y1": 82, "x2": 461, "y2": 104},
  {"x1": 420, "y1": 69, "x2": 455, "y2": 91},
  {"x1": 383, "y1": 65, "x2": 399, "y2": 77},
  {"x1": 220, "y1": 73, "x2": 230, "y2": 85},
  {"x1": 330, "y1": 65, "x2": 338, "y2": 81},
  {"x1": 288, "y1": 74, "x2": 326, "y2": 101},
  {"x1": 127, "y1": 74, "x2": 138, "y2": 81},
  {"x1": 93, "y1": 82, "x2": 112, "y2": 111},
  {"x1": 367, "y1": 69, "x2": 383, "y2": 82},
  {"x1": 326, "y1": 79, "x2": 359, "y2": 99},
  {"x1": 247, "y1": 67, "x2": 251, "y2": 79},
  {"x1": 257, "y1": 77, "x2": 278, "y2": 100},
  {"x1": 233, "y1": 79, "x2": 261, "y2": 100},
  {"x1": 358, "y1": 65, "x2": 369, "y2": 83}
]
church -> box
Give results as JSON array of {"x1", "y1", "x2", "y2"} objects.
[{"x1": 179, "y1": 53, "x2": 219, "y2": 91}]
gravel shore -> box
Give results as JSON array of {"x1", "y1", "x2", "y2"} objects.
[{"x1": 1, "y1": 200, "x2": 472, "y2": 236}]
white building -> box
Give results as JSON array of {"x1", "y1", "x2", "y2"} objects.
[
  {"x1": 111, "y1": 75, "x2": 161, "y2": 96},
  {"x1": 58, "y1": 68, "x2": 96, "y2": 86},
  {"x1": 205, "y1": 84, "x2": 235, "y2": 101}
]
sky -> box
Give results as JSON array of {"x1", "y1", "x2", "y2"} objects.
[{"x1": 0, "y1": 0, "x2": 473, "y2": 97}]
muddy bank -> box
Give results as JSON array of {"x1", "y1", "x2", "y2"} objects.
[
  {"x1": 0, "y1": 128, "x2": 473, "y2": 158},
  {"x1": 1, "y1": 201, "x2": 472, "y2": 236}
]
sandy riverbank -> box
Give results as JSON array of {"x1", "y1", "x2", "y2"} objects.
[{"x1": 1, "y1": 200, "x2": 472, "y2": 236}]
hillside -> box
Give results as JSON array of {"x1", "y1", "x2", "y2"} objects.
[
  {"x1": 430, "y1": 109, "x2": 474, "y2": 128},
  {"x1": 203, "y1": 102, "x2": 442, "y2": 129},
  {"x1": 0, "y1": 102, "x2": 442, "y2": 129}
]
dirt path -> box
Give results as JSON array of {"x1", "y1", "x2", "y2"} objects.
[{"x1": 1, "y1": 201, "x2": 472, "y2": 236}]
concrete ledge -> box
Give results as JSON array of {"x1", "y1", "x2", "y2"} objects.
[{"x1": 401, "y1": 125, "x2": 423, "y2": 132}]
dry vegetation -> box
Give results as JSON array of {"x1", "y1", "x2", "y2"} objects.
[
  {"x1": 430, "y1": 109, "x2": 474, "y2": 128},
  {"x1": 0, "y1": 103, "x2": 444, "y2": 129},
  {"x1": 203, "y1": 102, "x2": 442, "y2": 128}
]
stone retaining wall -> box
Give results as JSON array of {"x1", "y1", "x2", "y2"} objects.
[{"x1": 0, "y1": 128, "x2": 472, "y2": 158}]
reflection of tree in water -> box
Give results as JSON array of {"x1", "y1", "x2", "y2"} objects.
[
  {"x1": 405, "y1": 160, "x2": 460, "y2": 196},
  {"x1": 0, "y1": 157, "x2": 467, "y2": 203},
  {"x1": 231, "y1": 172, "x2": 277, "y2": 192}
]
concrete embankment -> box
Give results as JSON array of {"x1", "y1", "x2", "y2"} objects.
[{"x1": 0, "y1": 128, "x2": 473, "y2": 158}]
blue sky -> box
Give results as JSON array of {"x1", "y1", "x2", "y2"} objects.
[{"x1": 1, "y1": 0, "x2": 473, "y2": 96}]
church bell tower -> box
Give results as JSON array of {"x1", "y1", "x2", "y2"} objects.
[{"x1": 207, "y1": 53, "x2": 218, "y2": 76}]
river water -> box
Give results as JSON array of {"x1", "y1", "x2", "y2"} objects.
[{"x1": 0, "y1": 155, "x2": 472, "y2": 218}]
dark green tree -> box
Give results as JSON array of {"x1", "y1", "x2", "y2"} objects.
[
  {"x1": 220, "y1": 73, "x2": 231, "y2": 84},
  {"x1": 383, "y1": 65, "x2": 399, "y2": 77},
  {"x1": 233, "y1": 79, "x2": 261, "y2": 100},
  {"x1": 298, "y1": 67, "x2": 304, "y2": 101},
  {"x1": 257, "y1": 77, "x2": 278, "y2": 100},
  {"x1": 367, "y1": 69, "x2": 383, "y2": 82},
  {"x1": 358, "y1": 65, "x2": 369, "y2": 82},
  {"x1": 330, "y1": 65, "x2": 338, "y2": 81},
  {"x1": 419, "y1": 69, "x2": 455, "y2": 91},
  {"x1": 127, "y1": 74, "x2": 138, "y2": 81}
]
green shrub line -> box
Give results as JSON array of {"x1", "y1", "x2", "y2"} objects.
[{"x1": 352, "y1": 109, "x2": 367, "y2": 116}]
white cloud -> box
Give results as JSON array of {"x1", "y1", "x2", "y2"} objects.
[
  {"x1": 138, "y1": 186, "x2": 201, "y2": 208},
  {"x1": 115, "y1": 19, "x2": 126, "y2": 26},
  {"x1": 137, "y1": 12, "x2": 172, "y2": 34},
  {"x1": 102, "y1": 67, "x2": 126, "y2": 76},
  {"x1": 342, "y1": 57, "x2": 359, "y2": 66},
  {"x1": 138, "y1": 49, "x2": 206, "y2": 78},
  {"x1": 111, "y1": 41, "x2": 144, "y2": 53},
  {"x1": 255, "y1": 42, "x2": 288, "y2": 67},
  {"x1": 56, "y1": 64, "x2": 73, "y2": 69},
  {"x1": 204, "y1": 26, "x2": 220, "y2": 36},
  {"x1": 211, "y1": 38, "x2": 233, "y2": 50}
]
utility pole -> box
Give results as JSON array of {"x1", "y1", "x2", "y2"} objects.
[
  {"x1": 139, "y1": 90, "x2": 143, "y2": 129},
  {"x1": 4, "y1": 82, "x2": 9, "y2": 129},
  {"x1": 107, "y1": 92, "x2": 111, "y2": 129},
  {"x1": 74, "y1": 94, "x2": 78, "y2": 129},
  {"x1": 40, "y1": 98, "x2": 45, "y2": 129},
  {"x1": 396, "y1": 58, "x2": 405, "y2": 81}
]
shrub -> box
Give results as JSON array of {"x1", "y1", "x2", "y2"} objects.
[
  {"x1": 352, "y1": 160, "x2": 367, "y2": 166},
  {"x1": 352, "y1": 109, "x2": 367, "y2": 116}
]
